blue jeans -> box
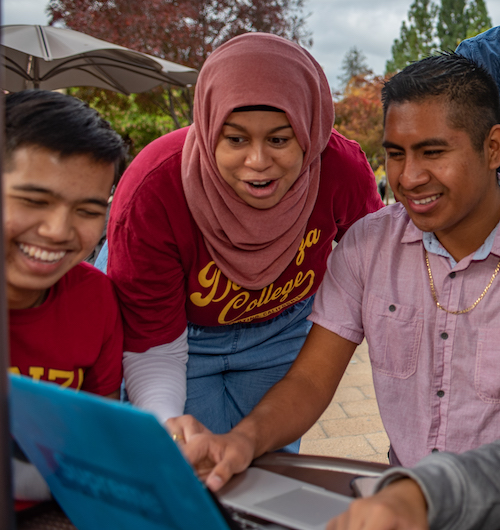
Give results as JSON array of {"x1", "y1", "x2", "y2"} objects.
[
  {"x1": 186, "y1": 296, "x2": 314, "y2": 452},
  {"x1": 96, "y1": 239, "x2": 312, "y2": 452}
]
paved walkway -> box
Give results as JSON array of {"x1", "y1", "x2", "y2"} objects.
[{"x1": 299, "y1": 340, "x2": 390, "y2": 464}]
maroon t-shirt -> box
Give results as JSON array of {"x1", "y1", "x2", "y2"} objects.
[
  {"x1": 108, "y1": 127, "x2": 383, "y2": 352},
  {"x1": 9, "y1": 262, "x2": 123, "y2": 396}
]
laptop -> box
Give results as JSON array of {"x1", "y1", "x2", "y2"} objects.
[
  {"x1": 219, "y1": 468, "x2": 353, "y2": 530},
  {"x1": 9, "y1": 374, "x2": 352, "y2": 530}
]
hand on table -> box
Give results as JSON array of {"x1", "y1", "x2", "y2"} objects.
[{"x1": 326, "y1": 479, "x2": 429, "y2": 530}]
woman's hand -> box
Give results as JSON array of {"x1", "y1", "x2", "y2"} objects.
[
  {"x1": 166, "y1": 415, "x2": 256, "y2": 491},
  {"x1": 326, "y1": 479, "x2": 429, "y2": 530},
  {"x1": 166, "y1": 414, "x2": 211, "y2": 444}
]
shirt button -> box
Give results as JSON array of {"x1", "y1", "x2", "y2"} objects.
[
  {"x1": 437, "y1": 390, "x2": 445, "y2": 398},
  {"x1": 389, "y1": 304, "x2": 396, "y2": 312},
  {"x1": 441, "y1": 332, "x2": 449, "y2": 340},
  {"x1": 449, "y1": 272, "x2": 456, "y2": 278},
  {"x1": 432, "y1": 448, "x2": 439, "y2": 453}
]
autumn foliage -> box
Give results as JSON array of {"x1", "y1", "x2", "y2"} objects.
[
  {"x1": 334, "y1": 74, "x2": 388, "y2": 171},
  {"x1": 48, "y1": 0, "x2": 311, "y2": 71},
  {"x1": 47, "y1": 0, "x2": 311, "y2": 159}
]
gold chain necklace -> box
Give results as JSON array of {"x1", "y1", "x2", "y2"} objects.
[{"x1": 425, "y1": 251, "x2": 500, "y2": 315}]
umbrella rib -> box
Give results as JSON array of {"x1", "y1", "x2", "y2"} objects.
[
  {"x1": 48, "y1": 53, "x2": 195, "y2": 83},
  {"x1": 36, "y1": 25, "x2": 51, "y2": 60},
  {"x1": 48, "y1": 65, "x2": 132, "y2": 94},
  {"x1": 3, "y1": 57, "x2": 34, "y2": 81},
  {"x1": 43, "y1": 61, "x2": 182, "y2": 86},
  {"x1": 3, "y1": 52, "x2": 172, "y2": 85},
  {"x1": 52, "y1": 53, "x2": 162, "y2": 74},
  {"x1": 89, "y1": 61, "x2": 157, "y2": 93}
]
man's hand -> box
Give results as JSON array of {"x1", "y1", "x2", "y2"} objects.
[
  {"x1": 165, "y1": 326, "x2": 356, "y2": 492},
  {"x1": 326, "y1": 479, "x2": 429, "y2": 530},
  {"x1": 166, "y1": 415, "x2": 256, "y2": 491},
  {"x1": 181, "y1": 429, "x2": 256, "y2": 491}
]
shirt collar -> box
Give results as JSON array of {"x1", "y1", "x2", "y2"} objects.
[
  {"x1": 397, "y1": 201, "x2": 500, "y2": 268},
  {"x1": 423, "y1": 222, "x2": 500, "y2": 268}
]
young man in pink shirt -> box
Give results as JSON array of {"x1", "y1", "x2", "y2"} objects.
[{"x1": 168, "y1": 51, "x2": 500, "y2": 509}]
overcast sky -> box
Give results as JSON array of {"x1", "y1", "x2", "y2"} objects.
[{"x1": 3, "y1": 0, "x2": 500, "y2": 90}]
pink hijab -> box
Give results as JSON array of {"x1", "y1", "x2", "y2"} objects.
[{"x1": 181, "y1": 33, "x2": 334, "y2": 290}]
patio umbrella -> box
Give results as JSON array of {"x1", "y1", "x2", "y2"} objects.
[{"x1": 1, "y1": 24, "x2": 198, "y2": 94}]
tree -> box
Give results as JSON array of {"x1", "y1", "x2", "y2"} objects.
[
  {"x1": 338, "y1": 47, "x2": 372, "y2": 89},
  {"x1": 465, "y1": 0, "x2": 491, "y2": 38},
  {"x1": 386, "y1": 0, "x2": 492, "y2": 73},
  {"x1": 438, "y1": 0, "x2": 491, "y2": 49},
  {"x1": 47, "y1": 0, "x2": 312, "y2": 156},
  {"x1": 67, "y1": 87, "x2": 190, "y2": 159},
  {"x1": 47, "y1": 0, "x2": 312, "y2": 72},
  {"x1": 437, "y1": 0, "x2": 467, "y2": 49},
  {"x1": 385, "y1": 0, "x2": 437, "y2": 74},
  {"x1": 334, "y1": 74, "x2": 387, "y2": 171}
]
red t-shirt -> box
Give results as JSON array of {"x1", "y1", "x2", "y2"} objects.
[
  {"x1": 108, "y1": 127, "x2": 383, "y2": 352},
  {"x1": 9, "y1": 262, "x2": 123, "y2": 396}
]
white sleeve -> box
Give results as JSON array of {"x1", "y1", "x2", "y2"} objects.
[
  {"x1": 123, "y1": 328, "x2": 189, "y2": 425},
  {"x1": 12, "y1": 458, "x2": 52, "y2": 501}
]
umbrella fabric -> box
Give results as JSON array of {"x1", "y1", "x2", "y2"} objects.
[{"x1": 1, "y1": 25, "x2": 198, "y2": 94}]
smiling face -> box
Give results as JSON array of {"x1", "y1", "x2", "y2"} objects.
[
  {"x1": 4, "y1": 146, "x2": 115, "y2": 309},
  {"x1": 214, "y1": 111, "x2": 304, "y2": 209},
  {"x1": 383, "y1": 98, "x2": 500, "y2": 261}
]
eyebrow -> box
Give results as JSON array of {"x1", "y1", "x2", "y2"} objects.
[
  {"x1": 222, "y1": 122, "x2": 293, "y2": 134},
  {"x1": 382, "y1": 138, "x2": 451, "y2": 150},
  {"x1": 11, "y1": 184, "x2": 109, "y2": 208}
]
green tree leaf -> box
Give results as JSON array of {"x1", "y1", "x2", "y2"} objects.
[
  {"x1": 386, "y1": 0, "x2": 492, "y2": 74},
  {"x1": 386, "y1": 0, "x2": 438, "y2": 74},
  {"x1": 437, "y1": 0, "x2": 491, "y2": 49}
]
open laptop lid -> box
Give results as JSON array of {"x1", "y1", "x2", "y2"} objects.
[{"x1": 9, "y1": 374, "x2": 231, "y2": 530}]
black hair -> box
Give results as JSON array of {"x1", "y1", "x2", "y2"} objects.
[
  {"x1": 382, "y1": 52, "x2": 500, "y2": 152},
  {"x1": 4, "y1": 90, "x2": 126, "y2": 181}
]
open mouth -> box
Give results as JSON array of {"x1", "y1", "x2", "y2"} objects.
[
  {"x1": 248, "y1": 181, "x2": 273, "y2": 188},
  {"x1": 18, "y1": 243, "x2": 67, "y2": 264}
]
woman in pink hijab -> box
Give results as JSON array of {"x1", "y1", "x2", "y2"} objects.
[{"x1": 103, "y1": 32, "x2": 382, "y2": 448}]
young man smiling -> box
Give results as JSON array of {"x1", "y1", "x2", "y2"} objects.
[
  {"x1": 168, "y1": 52, "x2": 500, "y2": 497},
  {"x1": 5, "y1": 90, "x2": 125, "y2": 504}
]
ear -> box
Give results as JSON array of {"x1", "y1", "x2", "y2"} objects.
[{"x1": 487, "y1": 124, "x2": 500, "y2": 170}]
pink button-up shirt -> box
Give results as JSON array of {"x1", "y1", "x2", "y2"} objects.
[{"x1": 310, "y1": 202, "x2": 500, "y2": 467}]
